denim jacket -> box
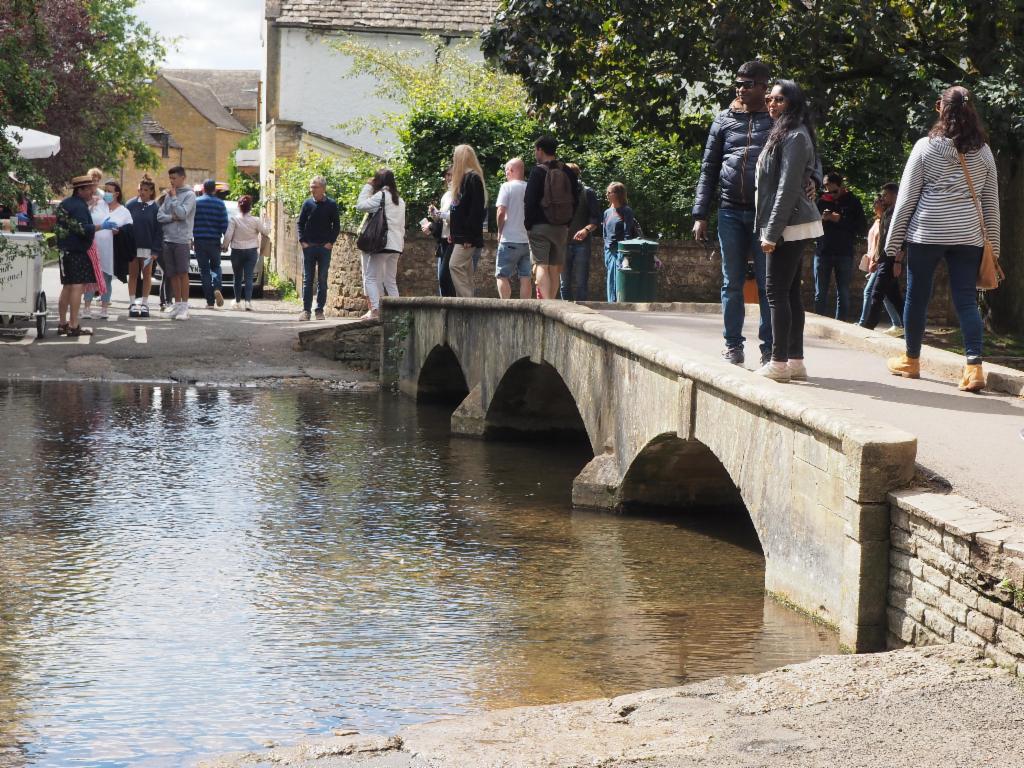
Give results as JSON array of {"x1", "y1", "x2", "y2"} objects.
[{"x1": 755, "y1": 125, "x2": 820, "y2": 245}]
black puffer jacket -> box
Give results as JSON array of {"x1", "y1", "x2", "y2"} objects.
[{"x1": 692, "y1": 102, "x2": 773, "y2": 219}]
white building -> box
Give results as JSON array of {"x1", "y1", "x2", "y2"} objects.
[{"x1": 260, "y1": 0, "x2": 499, "y2": 274}]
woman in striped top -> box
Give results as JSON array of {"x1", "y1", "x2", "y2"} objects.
[{"x1": 884, "y1": 85, "x2": 999, "y2": 392}]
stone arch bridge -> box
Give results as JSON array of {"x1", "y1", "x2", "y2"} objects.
[{"x1": 381, "y1": 297, "x2": 917, "y2": 652}]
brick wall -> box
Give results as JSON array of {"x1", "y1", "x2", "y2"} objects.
[
  {"x1": 273, "y1": 220, "x2": 956, "y2": 322},
  {"x1": 887, "y1": 490, "x2": 1024, "y2": 677}
]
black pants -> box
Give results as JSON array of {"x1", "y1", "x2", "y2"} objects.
[
  {"x1": 861, "y1": 257, "x2": 904, "y2": 330},
  {"x1": 437, "y1": 241, "x2": 456, "y2": 297},
  {"x1": 765, "y1": 238, "x2": 808, "y2": 362}
]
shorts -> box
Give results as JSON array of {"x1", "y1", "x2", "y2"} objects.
[
  {"x1": 59, "y1": 250, "x2": 95, "y2": 285},
  {"x1": 528, "y1": 223, "x2": 568, "y2": 267},
  {"x1": 495, "y1": 241, "x2": 532, "y2": 278},
  {"x1": 162, "y1": 242, "x2": 190, "y2": 277}
]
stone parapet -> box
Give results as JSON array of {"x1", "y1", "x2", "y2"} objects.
[{"x1": 887, "y1": 488, "x2": 1024, "y2": 677}]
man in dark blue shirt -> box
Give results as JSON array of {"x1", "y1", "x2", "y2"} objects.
[
  {"x1": 56, "y1": 175, "x2": 98, "y2": 336},
  {"x1": 193, "y1": 179, "x2": 229, "y2": 308},
  {"x1": 297, "y1": 175, "x2": 340, "y2": 321}
]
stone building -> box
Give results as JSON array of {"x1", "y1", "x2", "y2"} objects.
[
  {"x1": 117, "y1": 117, "x2": 184, "y2": 198},
  {"x1": 152, "y1": 69, "x2": 260, "y2": 185},
  {"x1": 260, "y1": 0, "x2": 499, "y2": 282}
]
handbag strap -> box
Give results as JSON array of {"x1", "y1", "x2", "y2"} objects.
[{"x1": 958, "y1": 152, "x2": 990, "y2": 243}]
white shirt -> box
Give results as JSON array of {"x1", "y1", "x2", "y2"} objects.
[
  {"x1": 224, "y1": 212, "x2": 270, "y2": 250},
  {"x1": 92, "y1": 202, "x2": 131, "y2": 274},
  {"x1": 496, "y1": 180, "x2": 528, "y2": 243},
  {"x1": 438, "y1": 191, "x2": 453, "y2": 239},
  {"x1": 355, "y1": 183, "x2": 406, "y2": 253}
]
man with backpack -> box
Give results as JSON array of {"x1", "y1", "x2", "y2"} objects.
[{"x1": 524, "y1": 135, "x2": 580, "y2": 299}]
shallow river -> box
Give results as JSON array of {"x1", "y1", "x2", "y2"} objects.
[{"x1": 0, "y1": 382, "x2": 838, "y2": 767}]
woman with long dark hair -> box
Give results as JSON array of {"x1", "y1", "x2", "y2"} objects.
[
  {"x1": 754, "y1": 80, "x2": 823, "y2": 382},
  {"x1": 884, "y1": 85, "x2": 999, "y2": 392},
  {"x1": 355, "y1": 167, "x2": 406, "y2": 320}
]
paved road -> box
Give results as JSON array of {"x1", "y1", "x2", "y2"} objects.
[
  {"x1": 0, "y1": 265, "x2": 366, "y2": 385},
  {"x1": 602, "y1": 309, "x2": 1024, "y2": 521}
]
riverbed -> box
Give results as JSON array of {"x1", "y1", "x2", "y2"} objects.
[{"x1": 0, "y1": 381, "x2": 837, "y2": 767}]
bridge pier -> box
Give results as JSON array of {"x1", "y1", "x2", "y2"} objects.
[
  {"x1": 451, "y1": 385, "x2": 486, "y2": 437},
  {"x1": 571, "y1": 454, "x2": 621, "y2": 510}
]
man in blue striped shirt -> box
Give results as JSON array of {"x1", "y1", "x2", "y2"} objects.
[{"x1": 194, "y1": 179, "x2": 229, "y2": 307}]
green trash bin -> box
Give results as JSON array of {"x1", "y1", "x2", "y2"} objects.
[{"x1": 614, "y1": 238, "x2": 659, "y2": 302}]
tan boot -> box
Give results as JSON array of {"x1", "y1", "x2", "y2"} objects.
[
  {"x1": 958, "y1": 363, "x2": 985, "y2": 392},
  {"x1": 887, "y1": 354, "x2": 920, "y2": 379}
]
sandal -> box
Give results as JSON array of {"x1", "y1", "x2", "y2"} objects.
[
  {"x1": 57, "y1": 323, "x2": 69, "y2": 336},
  {"x1": 67, "y1": 326, "x2": 93, "y2": 337}
]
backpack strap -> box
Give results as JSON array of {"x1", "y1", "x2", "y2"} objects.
[{"x1": 958, "y1": 152, "x2": 989, "y2": 243}]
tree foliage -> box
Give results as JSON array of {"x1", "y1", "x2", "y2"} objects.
[
  {"x1": 227, "y1": 127, "x2": 262, "y2": 204},
  {"x1": 483, "y1": 0, "x2": 1024, "y2": 330},
  {"x1": 275, "y1": 150, "x2": 381, "y2": 231},
  {"x1": 0, "y1": 0, "x2": 163, "y2": 205}
]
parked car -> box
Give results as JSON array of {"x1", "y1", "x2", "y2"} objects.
[{"x1": 151, "y1": 200, "x2": 266, "y2": 299}]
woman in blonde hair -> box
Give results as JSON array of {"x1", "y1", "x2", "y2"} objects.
[{"x1": 447, "y1": 144, "x2": 487, "y2": 297}]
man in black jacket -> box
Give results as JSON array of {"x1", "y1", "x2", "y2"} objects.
[
  {"x1": 297, "y1": 175, "x2": 340, "y2": 321},
  {"x1": 814, "y1": 171, "x2": 866, "y2": 322},
  {"x1": 692, "y1": 61, "x2": 775, "y2": 367}
]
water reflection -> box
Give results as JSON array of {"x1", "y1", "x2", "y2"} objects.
[{"x1": 0, "y1": 382, "x2": 837, "y2": 767}]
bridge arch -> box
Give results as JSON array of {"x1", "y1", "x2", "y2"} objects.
[
  {"x1": 483, "y1": 357, "x2": 589, "y2": 442},
  {"x1": 416, "y1": 344, "x2": 470, "y2": 407}
]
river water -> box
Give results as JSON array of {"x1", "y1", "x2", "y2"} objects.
[{"x1": 0, "y1": 382, "x2": 838, "y2": 767}]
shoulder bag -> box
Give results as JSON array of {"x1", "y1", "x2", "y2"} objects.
[
  {"x1": 958, "y1": 152, "x2": 1004, "y2": 291},
  {"x1": 356, "y1": 191, "x2": 388, "y2": 253}
]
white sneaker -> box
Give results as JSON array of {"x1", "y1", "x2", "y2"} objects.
[
  {"x1": 884, "y1": 325, "x2": 905, "y2": 338},
  {"x1": 81, "y1": 305, "x2": 93, "y2": 319},
  {"x1": 167, "y1": 302, "x2": 183, "y2": 319},
  {"x1": 174, "y1": 306, "x2": 190, "y2": 320},
  {"x1": 231, "y1": 300, "x2": 241, "y2": 310},
  {"x1": 755, "y1": 361, "x2": 791, "y2": 382},
  {"x1": 99, "y1": 306, "x2": 109, "y2": 320},
  {"x1": 244, "y1": 300, "x2": 253, "y2": 311},
  {"x1": 788, "y1": 359, "x2": 808, "y2": 380}
]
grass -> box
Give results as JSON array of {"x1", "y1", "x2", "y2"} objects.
[
  {"x1": 266, "y1": 269, "x2": 299, "y2": 303},
  {"x1": 924, "y1": 327, "x2": 1024, "y2": 370}
]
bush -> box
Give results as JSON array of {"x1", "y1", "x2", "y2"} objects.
[
  {"x1": 227, "y1": 127, "x2": 262, "y2": 205},
  {"x1": 396, "y1": 103, "x2": 540, "y2": 223},
  {"x1": 569, "y1": 120, "x2": 705, "y2": 240},
  {"x1": 274, "y1": 151, "x2": 381, "y2": 231}
]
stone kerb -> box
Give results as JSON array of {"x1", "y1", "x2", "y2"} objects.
[
  {"x1": 887, "y1": 489, "x2": 1024, "y2": 677},
  {"x1": 381, "y1": 297, "x2": 919, "y2": 651}
]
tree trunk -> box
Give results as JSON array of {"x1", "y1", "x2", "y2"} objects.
[{"x1": 989, "y1": 152, "x2": 1024, "y2": 334}]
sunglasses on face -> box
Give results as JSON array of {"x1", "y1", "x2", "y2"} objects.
[{"x1": 734, "y1": 80, "x2": 758, "y2": 90}]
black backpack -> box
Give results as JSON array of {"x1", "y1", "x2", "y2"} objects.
[{"x1": 356, "y1": 192, "x2": 388, "y2": 253}]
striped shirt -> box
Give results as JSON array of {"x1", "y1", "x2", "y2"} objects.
[{"x1": 885, "y1": 137, "x2": 999, "y2": 258}]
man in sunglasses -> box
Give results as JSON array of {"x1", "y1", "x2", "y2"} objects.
[{"x1": 692, "y1": 61, "x2": 775, "y2": 367}]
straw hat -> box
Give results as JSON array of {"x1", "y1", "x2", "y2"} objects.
[{"x1": 71, "y1": 174, "x2": 94, "y2": 189}]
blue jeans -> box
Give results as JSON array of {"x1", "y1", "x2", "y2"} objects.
[
  {"x1": 561, "y1": 239, "x2": 591, "y2": 301},
  {"x1": 194, "y1": 239, "x2": 222, "y2": 306},
  {"x1": 718, "y1": 208, "x2": 771, "y2": 354},
  {"x1": 858, "y1": 269, "x2": 902, "y2": 327},
  {"x1": 230, "y1": 248, "x2": 259, "y2": 301},
  {"x1": 302, "y1": 245, "x2": 332, "y2": 313},
  {"x1": 604, "y1": 246, "x2": 619, "y2": 302},
  {"x1": 813, "y1": 247, "x2": 854, "y2": 321},
  {"x1": 904, "y1": 243, "x2": 983, "y2": 361}
]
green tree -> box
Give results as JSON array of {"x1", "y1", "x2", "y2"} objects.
[
  {"x1": 0, "y1": 0, "x2": 163, "y2": 201},
  {"x1": 484, "y1": 1, "x2": 1024, "y2": 331}
]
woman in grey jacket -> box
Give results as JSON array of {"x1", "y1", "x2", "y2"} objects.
[{"x1": 754, "y1": 80, "x2": 823, "y2": 382}]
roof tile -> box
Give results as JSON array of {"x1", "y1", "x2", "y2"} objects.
[{"x1": 275, "y1": 0, "x2": 499, "y2": 33}]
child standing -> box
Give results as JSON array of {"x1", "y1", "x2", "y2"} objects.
[{"x1": 602, "y1": 182, "x2": 639, "y2": 302}]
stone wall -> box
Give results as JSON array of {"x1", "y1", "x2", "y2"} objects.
[
  {"x1": 887, "y1": 489, "x2": 1024, "y2": 676},
  {"x1": 274, "y1": 220, "x2": 955, "y2": 322}
]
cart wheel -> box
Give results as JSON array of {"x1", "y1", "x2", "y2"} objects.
[{"x1": 36, "y1": 292, "x2": 46, "y2": 339}]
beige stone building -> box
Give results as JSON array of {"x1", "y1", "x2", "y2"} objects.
[{"x1": 117, "y1": 118, "x2": 184, "y2": 197}]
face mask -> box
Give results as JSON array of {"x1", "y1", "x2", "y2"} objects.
[{"x1": 102, "y1": 192, "x2": 114, "y2": 204}]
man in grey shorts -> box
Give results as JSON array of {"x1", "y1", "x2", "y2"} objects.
[
  {"x1": 156, "y1": 166, "x2": 197, "y2": 320},
  {"x1": 524, "y1": 135, "x2": 579, "y2": 299}
]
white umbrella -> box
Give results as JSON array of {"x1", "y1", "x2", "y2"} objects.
[{"x1": 3, "y1": 126, "x2": 61, "y2": 159}]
